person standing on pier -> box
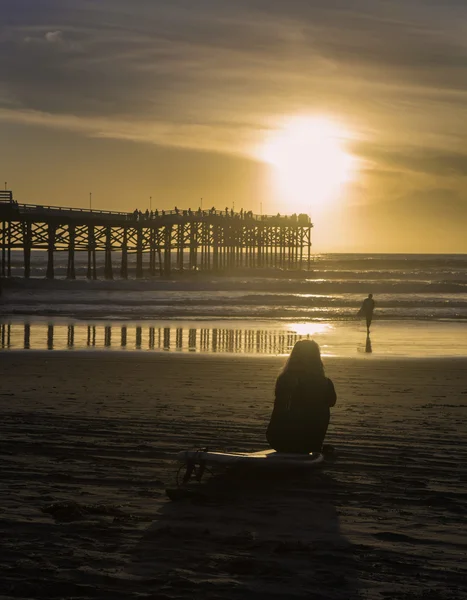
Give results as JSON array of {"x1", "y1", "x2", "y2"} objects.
[{"x1": 358, "y1": 294, "x2": 376, "y2": 333}]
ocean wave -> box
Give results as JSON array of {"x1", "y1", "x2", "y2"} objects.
[
  {"x1": 8, "y1": 264, "x2": 467, "y2": 282},
  {"x1": 3, "y1": 303, "x2": 467, "y2": 321},
  {"x1": 3, "y1": 291, "x2": 467, "y2": 309},
  {"x1": 3, "y1": 277, "x2": 467, "y2": 296}
]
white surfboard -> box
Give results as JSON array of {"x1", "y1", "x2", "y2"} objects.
[{"x1": 177, "y1": 449, "x2": 324, "y2": 468}]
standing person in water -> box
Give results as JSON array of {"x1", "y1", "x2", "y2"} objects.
[
  {"x1": 359, "y1": 293, "x2": 375, "y2": 333},
  {"x1": 266, "y1": 340, "x2": 336, "y2": 454}
]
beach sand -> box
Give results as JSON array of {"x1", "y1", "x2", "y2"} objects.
[{"x1": 1, "y1": 352, "x2": 466, "y2": 599}]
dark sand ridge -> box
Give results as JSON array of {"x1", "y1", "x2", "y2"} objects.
[{"x1": 1, "y1": 352, "x2": 467, "y2": 599}]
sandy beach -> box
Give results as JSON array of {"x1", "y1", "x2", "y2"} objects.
[{"x1": 1, "y1": 351, "x2": 466, "y2": 599}]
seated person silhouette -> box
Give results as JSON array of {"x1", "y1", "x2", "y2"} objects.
[
  {"x1": 358, "y1": 293, "x2": 375, "y2": 333},
  {"x1": 266, "y1": 340, "x2": 336, "y2": 454}
]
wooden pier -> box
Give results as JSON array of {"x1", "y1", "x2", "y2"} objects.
[{"x1": 0, "y1": 191, "x2": 313, "y2": 279}]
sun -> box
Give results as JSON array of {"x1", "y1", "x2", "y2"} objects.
[{"x1": 259, "y1": 117, "x2": 355, "y2": 216}]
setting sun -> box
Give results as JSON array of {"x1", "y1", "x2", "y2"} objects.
[{"x1": 259, "y1": 117, "x2": 355, "y2": 216}]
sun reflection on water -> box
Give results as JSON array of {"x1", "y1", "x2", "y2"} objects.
[
  {"x1": 287, "y1": 322, "x2": 332, "y2": 336},
  {"x1": 285, "y1": 322, "x2": 334, "y2": 355}
]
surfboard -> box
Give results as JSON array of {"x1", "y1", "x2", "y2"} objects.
[{"x1": 177, "y1": 449, "x2": 324, "y2": 468}]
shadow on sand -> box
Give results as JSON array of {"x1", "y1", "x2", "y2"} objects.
[
  {"x1": 357, "y1": 331, "x2": 373, "y2": 355},
  {"x1": 129, "y1": 466, "x2": 361, "y2": 599}
]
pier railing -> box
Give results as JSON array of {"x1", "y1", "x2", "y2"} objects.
[
  {"x1": 0, "y1": 191, "x2": 13, "y2": 203},
  {"x1": 13, "y1": 203, "x2": 310, "y2": 225}
]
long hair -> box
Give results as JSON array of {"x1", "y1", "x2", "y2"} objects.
[{"x1": 281, "y1": 339, "x2": 325, "y2": 378}]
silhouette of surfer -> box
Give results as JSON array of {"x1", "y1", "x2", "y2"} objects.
[{"x1": 358, "y1": 293, "x2": 375, "y2": 333}]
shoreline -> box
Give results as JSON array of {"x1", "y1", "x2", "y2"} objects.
[{"x1": 2, "y1": 348, "x2": 467, "y2": 363}]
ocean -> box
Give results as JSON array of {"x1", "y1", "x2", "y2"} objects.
[
  {"x1": 1, "y1": 253, "x2": 467, "y2": 356},
  {"x1": 2, "y1": 252, "x2": 467, "y2": 321}
]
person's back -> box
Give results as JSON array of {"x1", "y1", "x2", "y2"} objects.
[
  {"x1": 362, "y1": 296, "x2": 375, "y2": 315},
  {"x1": 266, "y1": 340, "x2": 336, "y2": 454}
]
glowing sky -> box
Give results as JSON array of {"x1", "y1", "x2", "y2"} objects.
[{"x1": 1, "y1": 0, "x2": 467, "y2": 252}]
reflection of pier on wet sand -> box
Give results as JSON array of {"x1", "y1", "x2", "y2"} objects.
[
  {"x1": 3, "y1": 318, "x2": 467, "y2": 357},
  {"x1": 0, "y1": 321, "x2": 307, "y2": 355}
]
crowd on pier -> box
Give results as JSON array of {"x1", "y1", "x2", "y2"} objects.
[
  {"x1": 0, "y1": 190, "x2": 311, "y2": 225},
  {"x1": 129, "y1": 206, "x2": 311, "y2": 225}
]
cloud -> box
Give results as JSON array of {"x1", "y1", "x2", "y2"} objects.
[
  {"x1": 2, "y1": 1, "x2": 467, "y2": 113},
  {"x1": 367, "y1": 187, "x2": 467, "y2": 219},
  {"x1": 354, "y1": 142, "x2": 467, "y2": 177},
  {"x1": 0, "y1": 107, "x2": 261, "y2": 157},
  {"x1": 45, "y1": 30, "x2": 63, "y2": 44},
  {"x1": 399, "y1": 188, "x2": 467, "y2": 218},
  {"x1": 1, "y1": 0, "x2": 467, "y2": 164}
]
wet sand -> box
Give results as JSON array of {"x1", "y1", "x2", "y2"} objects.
[
  {"x1": 3, "y1": 316, "x2": 467, "y2": 357},
  {"x1": 1, "y1": 352, "x2": 467, "y2": 599}
]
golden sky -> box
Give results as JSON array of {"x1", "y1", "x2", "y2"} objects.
[{"x1": 1, "y1": 0, "x2": 467, "y2": 252}]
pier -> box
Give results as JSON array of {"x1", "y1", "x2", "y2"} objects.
[{"x1": 0, "y1": 191, "x2": 313, "y2": 279}]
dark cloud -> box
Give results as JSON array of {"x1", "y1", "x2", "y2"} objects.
[
  {"x1": 2, "y1": 0, "x2": 467, "y2": 122},
  {"x1": 354, "y1": 142, "x2": 467, "y2": 177}
]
